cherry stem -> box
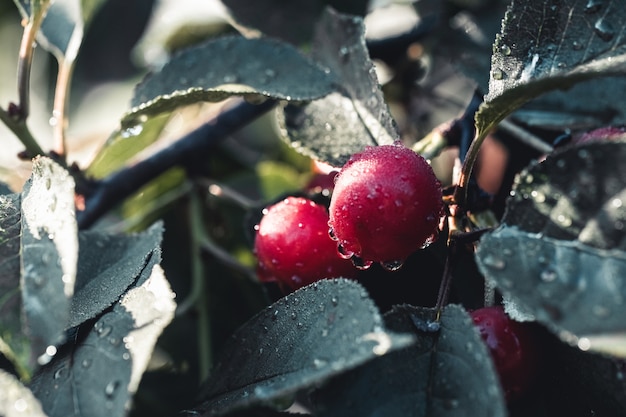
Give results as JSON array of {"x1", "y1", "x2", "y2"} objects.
[
  {"x1": 51, "y1": 57, "x2": 78, "y2": 159},
  {"x1": 198, "y1": 178, "x2": 258, "y2": 210},
  {"x1": 190, "y1": 190, "x2": 213, "y2": 381}
]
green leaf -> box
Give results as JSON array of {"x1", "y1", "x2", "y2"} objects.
[
  {"x1": 21, "y1": 157, "x2": 78, "y2": 367},
  {"x1": 281, "y1": 8, "x2": 398, "y2": 167},
  {"x1": 312, "y1": 304, "x2": 506, "y2": 417},
  {"x1": 476, "y1": 141, "x2": 626, "y2": 355},
  {"x1": 0, "y1": 193, "x2": 29, "y2": 379},
  {"x1": 29, "y1": 251, "x2": 176, "y2": 417},
  {"x1": 123, "y1": 36, "x2": 337, "y2": 127},
  {"x1": 476, "y1": 0, "x2": 626, "y2": 139},
  {"x1": 86, "y1": 113, "x2": 170, "y2": 179},
  {"x1": 190, "y1": 279, "x2": 414, "y2": 416},
  {"x1": 222, "y1": 0, "x2": 368, "y2": 45},
  {"x1": 0, "y1": 369, "x2": 47, "y2": 417},
  {"x1": 69, "y1": 222, "x2": 164, "y2": 328},
  {"x1": 15, "y1": 0, "x2": 106, "y2": 61}
]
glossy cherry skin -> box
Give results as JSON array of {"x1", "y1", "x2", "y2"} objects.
[
  {"x1": 328, "y1": 143, "x2": 443, "y2": 267},
  {"x1": 470, "y1": 306, "x2": 540, "y2": 402},
  {"x1": 254, "y1": 196, "x2": 358, "y2": 292}
]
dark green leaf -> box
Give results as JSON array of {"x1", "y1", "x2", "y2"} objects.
[
  {"x1": 29, "y1": 251, "x2": 175, "y2": 417},
  {"x1": 503, "y1": 140, "x2": 626, "y2": 250},
  {"x1": 222, "y1": 0, "x2": 368, "y2": 45},
  {"x1": 0, "y1": 369, "x2": 47, "y2": 417},
  {"x1": 123, "y1": 36, "x2": 336, "y2": 127},
  {"x1": 281, "y1": 8, "x2": 398, "y2": 167},
  {"x1": 311, "y1": 304, "x2": 506, "y2": 417},
  {"x1": 476, "y1": 0, "x2": 626, "y2": 139},
  {"x1": 15, "y1": 0, "x2": 106, "y2": 61},
  {"x1": 20, "y1": 157, "x2": 77, "y2": 366},
  {"x1": 0, "y1": 193, "x2": 29, "y2": 378},
  {"x1": 69, "y1": 222, "x2": 164, "y2": 328},
  {"x1": 476, "y1": 141, "x2": 626, "y2": 353},
  {"x1": 191, "y1": 279, "x2": 413, "y2": 416}
]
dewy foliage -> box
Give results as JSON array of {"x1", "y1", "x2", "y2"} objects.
[
  {"x1": 190, "y1": 279, "x2": 415, "y2": 416},
  {"x1": 123, "y1": 36, "x2": 337, "y2": 127},
  {"x1": 281, "y1": 8, "x2": 399, "y2": 167},
  {"x1": 311, "y1": 305, "x2": 506, "y2": 417},
  {"x1": 476, "y1": 140, "x2": 626, "y2": 356},
  {"x1": 476, "y1": 0, "x2": 626, "y2": 141},
  {"x1": 0, "y1": 158, "x2": 175, "y2": 417}
]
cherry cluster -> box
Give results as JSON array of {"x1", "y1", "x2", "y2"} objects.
[
  {"x1": 253, "y1": 143, "x2": 542, "y2": 403},
  {"x1": 254, "y1": 142, "x2": 443, "y2": 291}
]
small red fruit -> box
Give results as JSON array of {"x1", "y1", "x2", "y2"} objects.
[
  {"x1": 470, "y1": 306, "x2": 540, "y2": 402},
  {"x1": 328, "y1": 143, "x2": 443, "y2": 268},
  {"x1": 254, "y1": 196, "x2": 358, "y2": 291}
]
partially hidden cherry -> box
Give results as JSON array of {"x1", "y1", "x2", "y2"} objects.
[
  {"x1": 328, "y1": 143, "x2": 443, "y2": 269},
  {"x1": 470, "y1": 306, "x2": 541, "y2": 402},
  {"x1": 254, "y1": 196, "x2": 358, "y2": 292}
]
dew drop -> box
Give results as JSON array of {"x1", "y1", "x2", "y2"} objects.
[
  {"x1": 594, "y1": 18, "x2": 615, "y2": 41},
  {"x1": 290, "y1": 312, "x2": 297, "y2": 320},
  {"x1": 482, "y1": 254, "x2": 506, "y2": 270},
  {"x1": 492, "y1": 68, "x2": 505, "y2": 80},
  {"x1": 14, "y1": 398, "x2": 28, "y2": 412},
  {"x1": 351, "y1": 255, "x2": 373, "y2": 270},
  {"x1": 337, "y1": 244, "x2": 354, "y2": 259},
  {"x1": 105, "y1": 380, "x2": 120, "y2": 398},
  {"x1": 81, "y1": 359, "x2": 92, "y2": 368},
  {"x1": 585, "y1": 0, "x2": 603, "y2": 13},
  {"x1": 331, "y1": 296, "x2": 338, "y2": 306},
  {"x1": 540, "y1": 268, "x2": 557, "y2": 282},
  {"x1": 499, "y1": 44, "x2": 512, "y2": 55},
  {"x1": 313, "y1": 358, "x2": 327, "y2": 369},
  {"x1": 572, "y1": 41, "x2": 583, "y2": 50},
  {"x1": 381, "y1": 260, "x2": 404, "y2": 271},
  {"x1": 531, "y1": 190, "x2": 546, "y2": 203},
  {"x1": 121, "y1": 124, "x2": 143, "y2": 138},
  {"x1": 96, "y1": 324, "x2": 112, "y2": 338},
  {"x1": 272, "y1": 309, "x2": 279, "y2": 320},
  {"x1": 612, "y1": 198, "x2": 623, "y2": 208},
  {"x1": 556, "y1": 214, "x2": 573, "y2": 227}
]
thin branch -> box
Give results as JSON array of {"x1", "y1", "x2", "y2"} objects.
[
  {"x1": 16, "y1": 2, "x2": 50, "y2": 120},
  {"x1": 498, "y1": 118, "x2": 554, "y2": 155},
  {"x1": 50, "y1": 59, "x2": 75, "y2": 158},
  {"x1": 76, "y1": 99, "x2": 278, "y2": 230},
  {"x1": 0, "y1": 106, "x2": 45, "y2": 157}
]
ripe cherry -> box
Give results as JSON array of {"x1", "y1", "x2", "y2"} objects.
[
  {"x1": 328, "y1": 143, "x2": 443, "y2": 269},
  {"x1": 254, "y1": 196, "x2": 358, "y2": 292},
  {"x1": 470, "y1": 306, "x2": 541, "y2": 402}
]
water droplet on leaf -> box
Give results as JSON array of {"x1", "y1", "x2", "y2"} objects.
[
  {"x1": 381, "y1": 260, "x2": 404, "y2": 271},
  {"x1": 492, "y1": 68, "x2": 505, "y2": 80},
  {"x1": 594, "y1": 18, "x2": 615, "y2": 41},
  {"x1": 482, "y1": 254, "x2": 506, "y2": 270},
  {"x1": 540, "y1": 268, "x2": 557, "y2": 282},
  {"x1": 105, "y1": 381, "x2": 120, "y2": 398},
  {"x1": 585, "y1": 0, "x2": 603, "y2": 13}
]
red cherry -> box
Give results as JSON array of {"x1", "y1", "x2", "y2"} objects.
[
  {"x1": 328, "y1": 143, "x2": 443, "y2": 268},
  {"x1": 254, "y1": 196, "x2": 358, "y2": 292},
  {"x1": 470, "y1": 306, "x2": 540, "y2": 402}
]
